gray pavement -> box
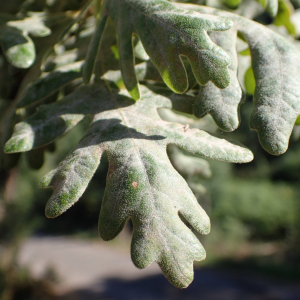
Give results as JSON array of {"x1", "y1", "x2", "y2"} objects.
[{"x1": 18, "y1": 237, "x2": 300, "y2": 300}]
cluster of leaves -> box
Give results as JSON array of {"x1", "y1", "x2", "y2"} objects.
[{"x1": 1, "y1": 0, "x2": 300, "y2": 288}]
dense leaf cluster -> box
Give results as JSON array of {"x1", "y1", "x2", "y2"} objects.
[{"x1": 1, "y1": 0, "x2": 300, "y2": 288}]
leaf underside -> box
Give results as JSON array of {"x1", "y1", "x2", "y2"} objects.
[{"x1": 5, "y1": 82, "x2": 253, "y2": 288}]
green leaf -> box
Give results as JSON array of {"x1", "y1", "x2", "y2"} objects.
[
  {"x1": 194, "y1": 27, "x2": 242, "y2": 132},
  {"x1": 159, "y1": 104, "x2": 218, "y2": 129},
  {"x1": 0, "y1": 102, "x2": 22, "y2": 170},
  {"x1": 0, "y1": 14, "x2": 52, "y2": 68},
  {"x1": 17, "y1": 61, "x2": 83, "y2": 108},
  {"x1": 133, "y1": 36, "x2": 150, "y2": 61},
  {"x1": 219, "y1": 0, "x2": 278, "y2": 16},
  {"x1": 57, "y1": 0, "x2": 93, "y2": 42},
  {"x1": 5, "y1": 82, "x2": 253, "y2": 288},
  {"x1": 274, "y1": 0, "x2": 296, "y2": 35},
  {"x1": 168, "y1": 145, "x2": 212, "y2": 179},
  {"x1": 0, "y1": 27, "x2": 35, "y2": 69},
  {"x1": 83, "y1": 12, "x2": 108, "y2": 84},
  {"x1": 111, "y1": 44, "x2": 120, "y2": 60},
  {"x1": 6, "y1": 14, "x2": 52, "y2": 37},
  {"x1": 239, "y1": 48, "x2": 251, "y2": 56},
  {"x1": 256, "y1": 0, "x2": 278, "y2": 17},
  {"x1": 244, "y1": 66, "x2": 256, "y2": 95},
  {"x1": 242, "y1": 24, "x2": 300, "y2": 155},
  {"x1": 177, "y1": 3, "x2": 300, "y2": 155},
  {"x1": 266, "y1": 0, "x2": 279, "y2": 18},
  {"x1": 222, "y1": 0, "x2": 242, "y2": 9},
  {"x1": 101, "y1": 0, "x2": 233, "y2": 99}
]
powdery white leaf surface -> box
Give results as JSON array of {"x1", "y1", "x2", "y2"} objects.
[
  {"x1": 6, "y1": 14, "x2": 51, "y2": 37},
  {"x1": 194, "y1": 27, "x2": 242, "y2": 132},
  {"x1": 5, "y1": 83, "x2": 253, "y2": 288},
  {"x1": 177, "y1": 3, "x2": 300, "y2": 155},
  {"x1": 102, "y1": 0, "x2": 233, "y2": 99},
  {"x1": 0, "y1": 26, "x2": 36, "y2": 69},
  {"x1": 0, "y1": 15, "x2": 52, "y2": 68}
]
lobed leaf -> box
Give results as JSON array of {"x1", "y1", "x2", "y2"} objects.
[
  {"x1": 0, "y1": 14, "x2": 52, "y2": 68},
  {"x1": 17, "y1": 61, "x2": 84, "y2": 108},
  {"x1": 0, "y1": 26, "x2": 35, "y2": 69},
  {"x1": 5, "y1": 82, "x2": 253, "y2": 288},
  {"x1": 6, "y1": 14, "x2": 51, "y2": 37},
  {"x1": 177, "y1": 3, "x2": 300, "y2": 155},
  {"x1": 194, "y1": 27, "x2": 242, "y2": 132},
  {"x1": 91, "y1": 0, "x2": 233, "y2": 99}
]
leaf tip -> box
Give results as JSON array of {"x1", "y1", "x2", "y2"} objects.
[
  {"x1": 214, "y1": 71, "x2": 231, "y2": 89},
  {"x1": 260, "y1": 138, "x2": 288, "y2": 156},
  {"x1": 45, "y1": 191, "x2": 72, "y2": 219},
  {"x1": 201, "y1": 222, "x2": 211, "y2": 235},
  {"x1": 176, "y1": 277, "x2": 193, "y2": 289},
  {"x1": 163, "y1": 263, "x2": 195, "y2": 289},
  {"x1": 128, "y1": 85, "x2": 141, "y2": 101},
  {"x1": 45, "y1": 202, "x2": 61, "y2": 219},
  {"x1": 39, "y1": 170, "x2": 56, "y2": 188},
  {"x1": 244, "y1": 149, "x2": 254, "y2": 162},
  {"x1": 4, "y1": 137, "x2": 31, "y2": 153}
]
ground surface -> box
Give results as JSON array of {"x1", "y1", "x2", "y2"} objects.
[{"x1": 19, "y1": 237, "x2": 300, "y2": 300}]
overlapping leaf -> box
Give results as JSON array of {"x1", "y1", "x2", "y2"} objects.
[
  {"x1": 0, "y1": 14, "x2": 51, "y2": 68},
  {"x1": 258, "y1": 0, "x2": 279, "y2": 17},
  {"x1": 168, "y1": 145, "x2": 212, "y2": 179},
  {"x1": 4, "y1": 82, "x2": 253, "y2": 287},
  {"x1": 222, "y1": 0, "x2": 243, "y2": 10},
  {"x1": 194, "y1": 27, "x2": 242, "y2": 132},
  {"x1": 16, "y1": 61, "x2": 83, "y2": 108},
  {"x1": 221, "y1": 0, "x2": 279, "y2": 17},
  {"x1": 84, "y1": 0, "x2": 234, "y2": 99},
  {"x1": 274, "y1": 0, "x2": 296, "y2": 35},
  {"x1": 178, "y1": 3, "x2": 300, "y2": 155}
]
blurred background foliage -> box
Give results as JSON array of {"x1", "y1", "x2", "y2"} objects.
[{"x1": 0, "y1": 0, "x2": 300, "y2": 299}]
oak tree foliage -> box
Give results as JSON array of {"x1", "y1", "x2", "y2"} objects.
[{"x1": 1, "y1": 0, "x2": 300, "y2": 288}]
